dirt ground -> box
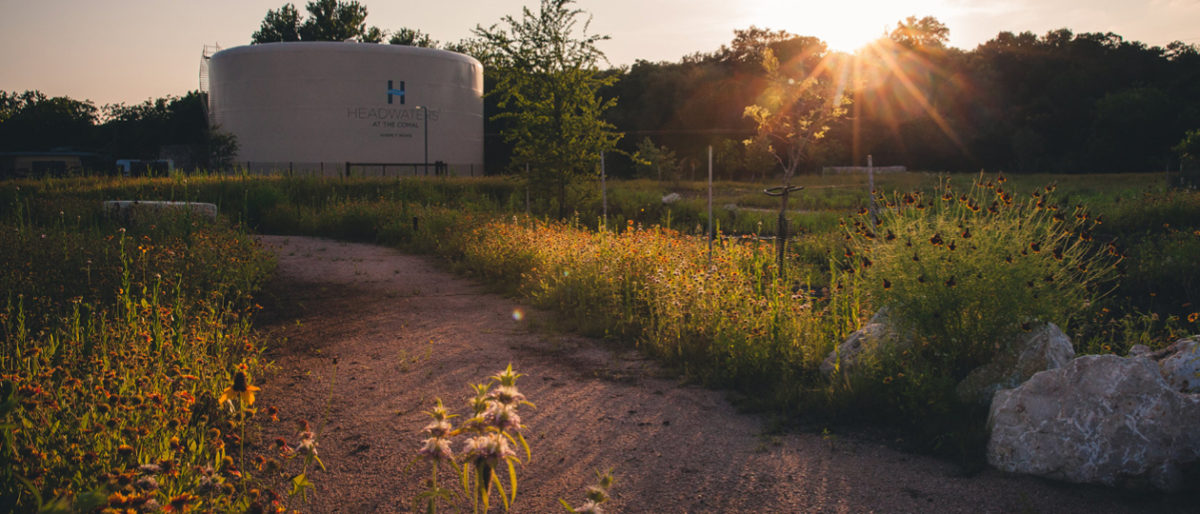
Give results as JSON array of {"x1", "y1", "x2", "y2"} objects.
[{"x1": 251, "y1": 235, "x2": 1190, "y2": 513}]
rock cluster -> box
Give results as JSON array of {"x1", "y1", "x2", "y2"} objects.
[
  {"x1": 822, "y1": 311, "x2": 1200, "y2": 491},
  {"x1": 987, "y1": 344, "x2": 1200, "y2": 491}
]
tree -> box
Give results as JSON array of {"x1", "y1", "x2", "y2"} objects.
[
  {"x1": 251, "y1": 1, "x2": 382, "y2": 44},
  {"x1": 889, "y1": 15, "x2": 949, "y2": 49},
  {"x1": 1175, "y1": 129, "x2": 1200, "y2": 163},
  {"x1": 0, "y1": 91, "x2": 98, "y2": 151},
  {"x1": 631, "y1": 137, "x2": 678, "y2": 180},
  {"x1": 744, "y1": 47, "x2": 849, "y2": 180},
  {"x1": 251, "y1": 4, "x2": 301, "y2": 43},
  {"x1": 388, "y1": 28, "x2": 437, "y2": 47},
  {"x1": 744, "y1": 46, "x2": 849, "y2": 275},
  {"x1": 474, "y1": 0, "x2": 623, "y2": 219}
]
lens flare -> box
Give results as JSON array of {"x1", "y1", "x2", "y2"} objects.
[{"x1": 511, "y1": 309, "x2": 524, "y2": 321}]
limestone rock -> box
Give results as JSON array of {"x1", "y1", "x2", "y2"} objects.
[
  {"x1": 1128, "y1": 344, "x2": 1152, "y2": 357},
  {"x1": 987, "y1": 354, "x2": 1200, "y2": 491},
  {"x1": 1154, "y1": 337, "x2": 1200, "y2": 393},
  {"x1": 956, "y1": 322, "x2": 1074, "y2": 405},
  {"x1": 819, "y1": 309, "x2": 905, "y2": 378}
]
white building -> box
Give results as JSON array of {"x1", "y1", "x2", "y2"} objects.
[{"x1": 207, "y1": 42, "x2": 484, "y2": 176}]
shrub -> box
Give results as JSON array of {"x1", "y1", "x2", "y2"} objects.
[
  {"x1": 834, "y1": 174, "x2": 1119, "y2": 459},
  {"x1": 843, "y1": 174, "x2": 1119, "y2": 375}
]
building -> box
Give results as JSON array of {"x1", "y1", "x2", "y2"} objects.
[
  {"x1": 0, "y1": 151, "x2": 104, "y2": 179},
  {"x1": 206, "y1": 42, "x2": 484, "y2": 176}
]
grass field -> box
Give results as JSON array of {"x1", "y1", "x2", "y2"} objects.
[{"x1": 2, "y1": 170, "x2": 1197, "y2": 508}]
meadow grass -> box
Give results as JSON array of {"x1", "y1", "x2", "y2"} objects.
[
  {"x1": 4, "y1": 171, "x2": 1197, "y2": 475},
  {"x1": 0, "y1": 193, "x2": 316, "y2": 512}
]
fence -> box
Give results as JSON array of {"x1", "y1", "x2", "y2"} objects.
[{"x1": 233, "y1": 161, "x2": 482, "y2": 178}]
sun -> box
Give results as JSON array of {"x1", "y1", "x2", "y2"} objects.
[{"x1": 740, "y1": 0, "x2": 955, "y2": 52}]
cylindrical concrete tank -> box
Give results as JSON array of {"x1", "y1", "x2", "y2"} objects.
[{"x1": 208, "y1": 42, "x2": 483, "y2": 176}]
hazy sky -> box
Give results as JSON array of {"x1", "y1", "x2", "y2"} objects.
[{"x1": 2, "y1": 0, "x2": 1199, "y2": 106}]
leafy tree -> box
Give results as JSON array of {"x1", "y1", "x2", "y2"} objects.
[
  {"x1": 0, "y1": 91, "x2": 98, "y2": 151},
  {"x1": 389, "y1": 28, "x2": 438, "y2": 47},
  {"x1": 251, "y1": 1, "x2": 382, "y2": 44},
  {"x1": 299, "y1": 0, "x2": 369, "y2": 41},
  {"x1": 206, "y1": 128, "x2": 239, "y2": 170},
  {"x1": 744, "y1": 45, "x2": 849, "y2": 274},
  {"x1": 889, "y1": 15, "x2": 950, "y2": 49},
  {"x1": 251, "y1": 4, "x2": 301, "y2": 43},
  {"x1": 743, "y1": 46, "x2": 850, "y2": 180},
  {"x1": 474, "y1": 0, "x2": 622, "y2": 219},
  {"x1": 1175, "y1": 129, "x2": 1200, "y2": 163},
  {"x1": 631, "y1": 137, "x2": 678, "y2": 180}
]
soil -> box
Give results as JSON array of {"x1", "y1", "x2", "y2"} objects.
[{"x1": 252, "y1": 235, "x2": 1189, "y2": 513}]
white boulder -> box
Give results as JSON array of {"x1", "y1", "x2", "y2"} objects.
[{"x1": 987, "y1": 354, "x2": 1200, "y2": 491}]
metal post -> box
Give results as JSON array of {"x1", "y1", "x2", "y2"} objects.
[
  {"x1": 601, "y1": 151, "x2": 607, "y2": 227},
  {"x1": 707, "y1": 145, "x2": 713, "y2": 265},
  {"x1": 417, "y1": 106, "x2": 429, "y2": 176},
  {"x1": 764, "y1": 184, "x2": 804, "y2": 280},
  {"x1": 868, "y1": 154, "x2": 877, "y2": 224}
]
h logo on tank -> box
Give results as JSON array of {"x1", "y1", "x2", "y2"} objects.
[{"x1": 387, "y1": 80, "x2": 405, "y2": 104}]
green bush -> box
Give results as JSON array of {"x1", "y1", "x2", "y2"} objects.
[{"x1": 844, "y1": 175, "x2": 1119, "y2": 374}]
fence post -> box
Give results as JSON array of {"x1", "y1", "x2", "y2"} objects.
[{"x1": 707, "y1": 145, "x2": 713, "y2": 266}]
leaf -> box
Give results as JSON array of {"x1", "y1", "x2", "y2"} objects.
[
  {"x1": 507, "y1": 458, "x2": 519, "y2": 507},
  {"x1": 517, "y1": 432, "x2": 532, "y2": 462},
  {"x1": 290, "y1": 472, "x2": 314, "y2": 502},
  {"x1": 559, "y1": 498, "x2": 577, "y2": 513},
  {"x1": 491, "y1": 469, "x2": 509, "y2": 511}
]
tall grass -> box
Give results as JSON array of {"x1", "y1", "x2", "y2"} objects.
[{"x1": 0, "y1": 198, "x2": 280, "y2": 511}]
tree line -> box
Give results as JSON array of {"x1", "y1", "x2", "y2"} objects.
[
  {"x1": 0, "y1": 90, "x2": 235, "y2": 170},
  {"x1": 3, "y1": 1, "x2": 1198, "y2": 178},
  {"x1": 605, "y1": 19, "x2": 1200, "y2": 176}
]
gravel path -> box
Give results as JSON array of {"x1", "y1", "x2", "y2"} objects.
[{"x1": 252, "y1": 235, "x2": 1185, "y2": 513}]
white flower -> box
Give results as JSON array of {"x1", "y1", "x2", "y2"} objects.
[
  {"x1": 487, "y1": 385, "x2": 526, "y2": 406},
  {"x1": 574, "y1": 500, "x2": 604, "y2": 514},
  {"x1": 297, "y1": 430, "x2": 319, "y2": 457},
  {"x1": 417, "y1": 437, "x2": 453, "y2": 461},
  {"x1": 423, "y1": 419, "x2": 452, "y2": 437},
  {"x1": 482, "y1": 402, "x2": 522, "y2": 431}
]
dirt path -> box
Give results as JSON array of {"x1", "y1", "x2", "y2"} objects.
[{"x1": 252, "y1": 235, "x2": 1181, "y2": 513}]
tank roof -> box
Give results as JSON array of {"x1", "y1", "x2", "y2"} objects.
[{"x1": 212, "y1": 42, "x2": 481, "y2": 68}]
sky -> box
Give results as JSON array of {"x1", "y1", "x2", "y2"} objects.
[{"x1": 2, "y1": 0, "x2": 1199, "y2": 107}]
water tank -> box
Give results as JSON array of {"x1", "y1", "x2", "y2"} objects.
[{"x1": 208, "y1": 42, "x2": 483, "y2": 176}]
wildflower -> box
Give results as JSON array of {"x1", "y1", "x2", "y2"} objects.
[
  {"x1": 136, "y1": 475, "x2": 159, "y2": 491},
  {"x1": 882, "y1": 279, "x2": 891, "y2": 290},
  {"x1": 418, "y1": 437, "x2": 454, "y2": 461},
  {"x1": 929, "y1": 233, "x2": 943, "y2": 246},
  {"x1": 573, "y1": 500, "x2": 604, "y2": 513},
  {"x1": 296, "y1": 430, "x2": 318, "y2": 457},
  {"x1": 463, "y1": 432, "x2": 516, "y2": 467},
  {"x1": 487, "y1": 385, "x2": 527, "y2": 407},
  {"x1": 165, "y1": 493, "x2": 195, "y2": 513},
  {"x1": 483, "y1": 402, "x2": 523, "y2": 431},
  {"x1": 218, "y1": 370, "x2": 260, "y2": 408},
  {"x1": 1188, "y1": 312, "x2": 1198, "y2": 323},
  {"x1": 423, "y1": 419, "x2": 452, "y2": 438}
]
